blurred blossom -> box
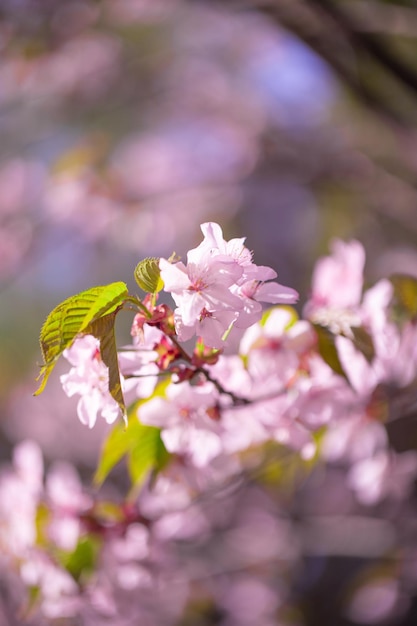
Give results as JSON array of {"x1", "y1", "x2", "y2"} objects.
[
  {"x1": 304, "y1": 239, "x2": 365, "y2": 332},
  {"x1": 347, "y1": 450, "x2": 417, "y2": 506},
  {"x1": 375, "y1": 247, "x2": 417, "y2": 280},
  {"x1": 346, "y1": 578, "x2": 404, "y2": 624},
  {"x1": 244, "y1": 28, "x2": 335, "y2": 126},
  {"x1": 0, "y1": 220, "x2": 33, "y2": 279},
  {"x1": 46, "y1": 460, "x2": 92, "y2": 550},
  {"x1": 43, "y1": 169, "x2": 118, "y2": 239},
  {"x1": 0, "y1": 34, "x2": 121, "y2": 104},
  {"x1": 20, "y1": 552, "x2": 80, "y2": 620},
  {"x1": 0, "y1": 440, "x2": 42, "y2": 560},
  {"x1": 112, "y1": 120, "x2": 258, "y2": 196},
  {"x1": 0, "y1": 0, "x2": 335, "y2": 284},
  {"x1": 322, "y1": 413, "x2": 388, "y2": 465},
  {"x1": 4, "y1": 377, "x2": 108, "y2": 465},
  {"x1": 0, "y1": 159, "x2": 45, "y2": 278},
  {"x1": 140, "y1": 380, "x2": 223, "y2": 466},
  {"x1": 218, "y1": 576, "x2": 281, "y2": 625},
  {"x1": 103, "y1": 0, "x2": 179, "y2": 24},
  {"x1": 109, "y1": 187, "x2": 240, "y2": 255},
  {"x1": 0, "y1": 159, "x2": 46, "y2": 217},
  {"x1": 51, "y1": 2, "x2": 99, "y2": 38},
  {"x1": 166, "y1": 57, "x2": 267, "y2": 133},
  {"x1": 173, "y1": 7, "x2": 335, "y2": 126}
]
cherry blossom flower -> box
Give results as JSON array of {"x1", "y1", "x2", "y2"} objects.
[
  {"x1": 190, "y1": 222, "x2": 299, "y2": 329},
  {"x1": 308, "y1": 238, "x2": 365, "y2": 310},
  {"x1": 139, "y1": 381, "x2": 222, "y2": 467},
  {"x1": 304, "y1": 239, "x2": 365, "y2": 333},
  {"x1": 118, "y1": 324, "x2": 163, "y2": 403},
  {"x1": 159, "y1": 254, "x2": 243, "y2": 348},
  {"x1": 60, "y1": 335, "x2": 121, "y2": 428},
  {"x1": 45, "y1": 461, "x2": 92, "y2": 551},
  {"x1": 348, "y1": 450, "x2": 417, "y2": 506},
  {"x1": 160, "y1": 222, "x2": 298, "y2": 347},
  {"x1": 0, "y1": 441, "x2": 43, "y2": 560}
]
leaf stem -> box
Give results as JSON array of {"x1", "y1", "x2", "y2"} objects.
[{"x1": 124, "y1": 295, "x2": 152, "y2": 318}]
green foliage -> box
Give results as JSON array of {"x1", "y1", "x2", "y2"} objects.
[
  {"x1": 94, "y1": 387, "x2": 170, "y2": 490},
  {"x1": 390, "y1": 274, "x2": 417, "y2": 322},
  {"x1": 260, "y1": 305, "x2": 298, "y2": 328},
  {"x1": 59, "y1": 536, "x2": 100, "y2": 583},
  {"x1": 134, "y1": 257, "x2": 164, "y2": 294},
  {"x1": 350, "y1": 325, "x2": 375, "y2": 363},
  {"x1": 313, "y1": 323, "x2": 347, "y2": 379},
  {"x1": 35, "y1": 282, "x2": 128, "y2": 396},
  {"x1": 127, "y1": 420, "x2": 170, "y2": 490},
  {"x1": 255, "y1": 440, "x2": 318, "y2": 494},
  {"x1": 314, "y1": 322, "x2": 375, "y2": 376},
  {"x1": 34, "y1": 503, "x2": 50, "y2": 546}
]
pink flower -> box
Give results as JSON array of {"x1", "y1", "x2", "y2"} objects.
[
  {"x1": 118, "y1": 324, "x2": 162, "y2": 403},
  {"x1": 159, "y1": 252, "x2": 243, "y2": 348},
  {"x1": 160, "y1": 222, "x2": 298, "y2": 347},
  {"x1": 20, "y1": 551, "x2": 80, "y2": 619},
  {"x1": 347, "y1": 450, "x2": 417, "y2": 505},
  {"x1": 139, "y1": 381, "x2": 222, "y2": 467},
  {"x1": 239, "y1": 307, "x2": 315, "y2": 385},
  {"x1": 187, "y1": 221, "x2": 252, "y2": 267},
  {"x1": 60, "y1": 335, "x2": 121, "y2": 429},
  {"x1": 309, "y1": 239, "x2": 365, "y2": 310},
  {"x1": 235, "y1": 276, "x2": 299, "y2": 329},
  {"x1": 304, "y1": 239, "x2": 365, "y2": 333},
  {"x1": 193, "y1": 222, "x2": 298, "y2": 329},
  {"x1": 0, "y1": 441, "x2": 43, "y2": 559},
  {"x1": 46, "y1": 461, "x2": 91, "y2": 551}
]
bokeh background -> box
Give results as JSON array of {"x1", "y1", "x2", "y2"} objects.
[{"x1": 2, "y1": 1, "x2": 417, "y2": 624}]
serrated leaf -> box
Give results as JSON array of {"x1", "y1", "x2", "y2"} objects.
[
  {"x1": 86, "y1": 313, "x2": 125, "y2": 417},
  {"x1": 390, "y1": 274, "x2": 417, "y2": 320},
  {"x1": 134, "y1": 257, "x2": 164, "y2": 293},
  {"x1": 35, "y1": 282, "x2": 128, "y2": 395},
  {"x1": 313, "y1": 323, "x2": 347, "y2": 379}
]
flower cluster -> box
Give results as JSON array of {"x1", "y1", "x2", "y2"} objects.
[
  {"x1": 3, "y1": 222, "x2": 417, "y2": 624},
  {"x1": 160, "y1": 222, "x2": 298, "y2": 347},
  {"x1": 57, "y1": 223, "x2": 417, "y2": 499}
]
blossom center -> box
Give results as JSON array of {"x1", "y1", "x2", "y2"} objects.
[{"x1": 188, "y1": 277, "x2": 207, "y2": 293}]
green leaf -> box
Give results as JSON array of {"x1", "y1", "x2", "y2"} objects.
[
  {"x1": 34, "y1": 503, "x2": 50, "y2": 546},
  {"x1": 59, "y1": 536, "x2": 100, "y2": 583},
  {"x1": 86, "y1": 313, "x2": 126, "y2": 417},
  {"x1": 350, "y1": 325, "x2": 375, "y2": 363},
  {"x1": 390, "y1": 274, "x2": 417, "y2": 321},
  {"x1": 94, "y1": 389, "x2": 170, "y2": 488},
  {"x1": 94, "y1": 418, "x2": 130, "y2": 486},
  {"x1": 313, "y1": 323, "x2": 347, "y2": 379},
  {"x1": 134, "y1": 257, "x2": 164, "y2": 293},
  {"x1": 260, "y1": 305, "x2": 298, "y2": 329},
  {"x1": 127, "y1": 420, "x2": 169, "y2": 489},
  {"x1": 35, "y1": 282, "x2": 128, "y2": 395}
]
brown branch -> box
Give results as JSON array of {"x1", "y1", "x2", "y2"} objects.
[
  {"x1": 253, "y1": 0, "x2": 413, "y2": 129},
  {"x1": 306, "y1": 0, "x2": 417, "y2": 98}
]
